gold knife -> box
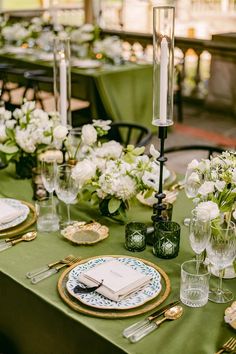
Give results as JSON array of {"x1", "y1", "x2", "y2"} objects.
[{"x1": 123, "y1": 300, "x2": 180, "y2": 338}]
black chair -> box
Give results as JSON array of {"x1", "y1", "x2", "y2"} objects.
[
  {"x1": 164, "y1": 144, "x2": 226, "y2": 159},
  {"x1": 106, "y1": 122, "x2": 152, "y2": 147}
]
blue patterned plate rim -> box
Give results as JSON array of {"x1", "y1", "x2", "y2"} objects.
[{"x1": 66, "y1": 256, "x2": 162, "y2": 310}]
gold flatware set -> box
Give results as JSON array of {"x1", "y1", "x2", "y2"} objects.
[
  {"x1": 0, "y1": 231, "x2": 37, "y2": 252},
  {"x1": 123, "y1": 301, "x2": 183, "y2": 343},
  {"x1": 215, "y1": 337, "x2": 236, "y2": 354},
  {"x1": 26, "y1": 255, "x2": 81, "y2": 284}
]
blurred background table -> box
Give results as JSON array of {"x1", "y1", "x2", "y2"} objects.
[{"x1": 0, "y1": 52, "x2": 153, "y2": 129}]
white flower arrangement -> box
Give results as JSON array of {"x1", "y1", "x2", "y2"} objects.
[
  {"x1": 185, "y1": 151, "x2": 236, "y2": 223},
  {"x1": 0, "y1": 101, "x2": 67, "y2": 165},
  {"x1": 92, "y1": 36, "x2": 123, "y2": 64},
  {"x1": 67, "y1": 120, "x2": 166, "y2": 218}
]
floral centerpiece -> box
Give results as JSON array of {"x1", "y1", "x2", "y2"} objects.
[
  {"x1": 185, "y1": 151, "x2": 236, "y2": 223},
  {"x1": 65, "y1": 120, "x2": 168, "y2": 221},
  {"x1": 185, "y1": 151, "x2": 236, "y2": 273},
  {"x1": 0, "y1": 100, "x2": 68, "y2": 178},
  {"x1": 92, "y1": 36, "x2": 123, "y2": 64}
]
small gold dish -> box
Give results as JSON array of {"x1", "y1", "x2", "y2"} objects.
[{"x1": 61, "y1": 221, "x2": 109, "y2": 245}]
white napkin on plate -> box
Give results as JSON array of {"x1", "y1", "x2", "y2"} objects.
[
  {"x1": 0, "y1": 200, "x2": 23, "y2": 224},
  {"x1": 78, "y1": 259, "x2": 152, "y2": 302}
]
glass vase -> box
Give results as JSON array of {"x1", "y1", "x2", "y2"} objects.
[{"x1": 152, "y1": 5, "x2": 175, "y2": 127}]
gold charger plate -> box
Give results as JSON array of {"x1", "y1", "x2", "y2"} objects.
[
  {"x1": 58, "y1": 255, "x2": 171, "y2": 318},
  {"x1": 0, "y1": 200, "x2": 37, "y2": 238}
]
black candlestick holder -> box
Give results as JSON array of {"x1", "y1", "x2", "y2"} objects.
[{"x1": 152, "y1": 126, "x2": 168, "y2": 223}]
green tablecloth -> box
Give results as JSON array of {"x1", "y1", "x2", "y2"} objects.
[
  {"x1": 0, "y1": 53, "x2": 154, "y2": 130},
  {"x1": 0, "y1": 165, "x2": 235, "y2": 354}
]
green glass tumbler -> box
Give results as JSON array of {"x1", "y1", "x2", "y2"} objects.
[
  {"x1": 125, "y1": 222, "x2": 146, "y2": 252},
  {"x1": 153, "y1": 221, "x2": 181, "y2": 259}
]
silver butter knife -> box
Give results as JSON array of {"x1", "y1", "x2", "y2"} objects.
[{"x1": 123, "y1": 300, "x2": 180, "y2": 338}]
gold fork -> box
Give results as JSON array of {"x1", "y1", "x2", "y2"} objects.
[
  {"x1": 215, "y1": 337, "x2": 236, "y2": 354},
  {"x1": 26, "y1": 255, "x2": 76, "y2": 279},
  {"x1": 31, "y1": 256, "x2": 81, "y2": 284}
]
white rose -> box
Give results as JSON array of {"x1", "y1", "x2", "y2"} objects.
[
  {"x1": 5, "y1": 119, "x2": 16, "y2": 129},
  {"x1": 232, "y1": 169, "x2": 236, "y2": 183},
  {"x1": 187, "y1": 171, "x2": 200, "y2": 184},
  {"x1": 233, "y1": 209, "x2": 236, "y2": 220},
  {"x1": 187, "y1": 159, "x2": 199, "y2": 170},
  {"x1": 195, "y1": 201, "x2": 220, "y2": 221},
  {"x1": 72, "y1": 159, "x2": 96, "y2": 187},
  {"x1": 0, "y1": 125, "x2": 7, "y2": 143},
  {"x1": 53, "y1": 125, "x2": 68, "y2": 140},
  {"x1": 215, "y1": 180, "x2": 226, "y2": 192},
  {"x1": 81, "y1": 124, "x2": 97, "y2": 145},
  {"x1": 21, "y1": 101, "x2": 35, "y2": 114},
  {"x1": 13, "y1": 108, "x2": 23, "y2": 120},
  {"x1": 198, "y1": 181, "x2": 215, "y2": 196}
]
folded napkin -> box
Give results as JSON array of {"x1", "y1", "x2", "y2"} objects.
[
  {"x1": 78, "y1": 259, "x2": 152, "y2": 302},
  {"x1": 0, "y1": 200, "x2": 23, "y2": 224}
]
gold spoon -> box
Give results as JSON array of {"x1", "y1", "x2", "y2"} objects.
[
  {"x1": 0, "y1": 231, "x2": 37, "y2": 252},
  {"x1": 129, "y1": 305, "x2": 183, "y2": 343}
]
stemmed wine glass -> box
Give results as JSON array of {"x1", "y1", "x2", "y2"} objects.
[
  {"x1": 40, "y1": 158, "x2": 59, "y2": 226},
  {"x1": 189, "y1": 208, "x2": 211, "y2": 264},
  {"x1": 41, "y1": 158, "x2": 57, "y2": 205},
  {"x1": 55, "y1": 163, "x2": 78, "y2": 227},
  {"x1": 206, "y1": 221, "x2": 236, "y2": 303},
  {"x1": 183, "y1": 169, "x2": 202, "y2": 226}
]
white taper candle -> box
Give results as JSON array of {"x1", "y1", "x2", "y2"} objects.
[
  {"x1": 159, "y1": 37, "x2": 168, "y2": 124},
  {"x1": 59, "y1": 58, "x2": 67, "y2": 127}
]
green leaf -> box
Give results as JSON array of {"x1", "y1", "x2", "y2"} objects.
[
  {"x1": 108, "y1": 198, "x2": 121, "y2": 214},
  {"x1": 0, "y1": 143, "x2": 18, "y2": 154},
  {"x1": 5, "y1": 127, "x2": 15, "y2": 140},
  {"x1": 144, "y1": 188, "x2": 154, "y2": 199},
  {"x1": 132, "y1": 146, "x2": 145, "y2": 156}
]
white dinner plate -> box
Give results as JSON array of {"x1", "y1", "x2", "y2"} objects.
[
  {"x1": 66, "y1": 256, "x2": 162, "y2": 310},
  {"x1": 0, "y1": 198, "x2": 30, "y2": 231}
]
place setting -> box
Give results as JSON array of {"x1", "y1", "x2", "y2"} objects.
[{"x1": 0, "y1": 197, "x2": 37, "y2": 239}]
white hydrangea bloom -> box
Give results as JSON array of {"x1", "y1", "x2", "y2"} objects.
[{"x1": 95, "y1": 140, "x2": 123, "y2": 159}]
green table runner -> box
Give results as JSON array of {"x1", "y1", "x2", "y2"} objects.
[{"x1": 0, "y1": 165, "x2": 235, "y2": 354}]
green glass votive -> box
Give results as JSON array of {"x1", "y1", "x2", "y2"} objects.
[
  {"x1": 146, "y1": 203, "x2": 173, "y2": 245},
  {"x1": 153, "y1": 221, "x2": 181, "y2": 259},
  {"x1": 125, "y1": 222, "x2": 146, "y2": 252}
]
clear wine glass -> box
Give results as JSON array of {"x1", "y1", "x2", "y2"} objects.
[
  {"x1": 40, "y1": 158, "x2": 59, "y2": 231},
  {"x1": 189, "y1": 208, "x2": 211, "y2": 263},
  {"x1": 206, "y1": 221, "x2": 236, "y2": 303},
  {"x1": 184, "y1": 169, "x2": 200, "y2": 199},
  {"x1": 66, "y1": 127, "x2": 82, "y2": 162},
  {"x1": 55, "y1": 163, "x2": 78, "y2": 227},
  {"x1": 41, "y1": 158, "x2": 57, "y2": 201}
]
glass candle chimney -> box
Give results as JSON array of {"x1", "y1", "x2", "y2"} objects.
[
  {"x1": 53, "y1": 37, "x2": 71, "y2": 128},
  {"x1": 152, "y1": 6, "x2": 175, "y2": 127}
]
